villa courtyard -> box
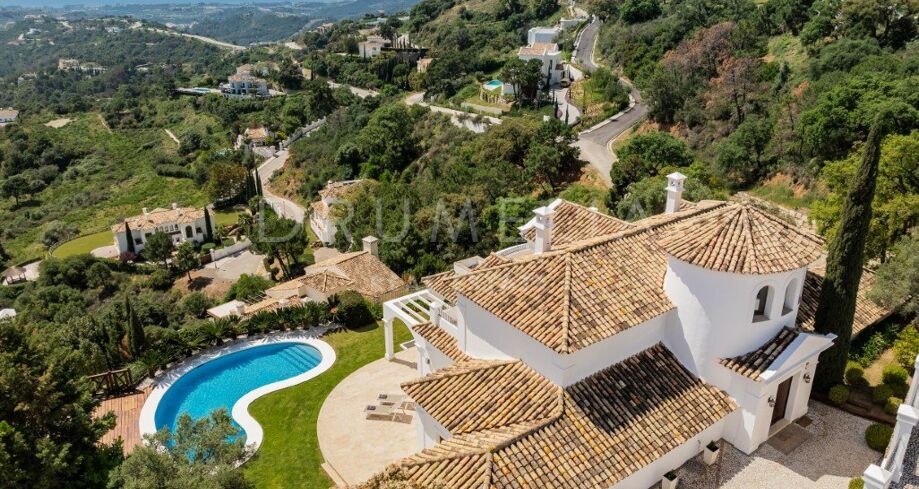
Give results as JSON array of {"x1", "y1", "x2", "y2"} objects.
[{"x1": 669, "y1": 401, "x2": 880, "y2": 489}]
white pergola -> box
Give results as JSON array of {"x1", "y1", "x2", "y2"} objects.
[{"x1": 382, "y1": 290, "x2": 450, "y2": 361}]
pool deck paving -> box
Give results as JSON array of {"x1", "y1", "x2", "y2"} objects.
[
  {"x1": 94, "y1": 388, "x2": 151, "y2": 455},
  {"x1": 317, "y1": 347, "x2": 419, "y2": 486}
]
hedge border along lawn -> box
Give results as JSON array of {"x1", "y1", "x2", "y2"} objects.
[{"x1": 243, "y1": 319, "x2": 411, "y2": 488}]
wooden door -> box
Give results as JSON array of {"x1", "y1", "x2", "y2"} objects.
[{"x1": 771, "y1": 377, "x2": 793, "y2": 425}]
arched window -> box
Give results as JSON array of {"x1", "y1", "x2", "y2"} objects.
[
  {"x1": 753, "y1": 286, "x2": 772, "y2": 322},
  {"x1": 783, "y1": 279, "x2": 799, "y2": 315},
  {"x1": 185, "y1": 226, "x2": 193, "y2": 238}
]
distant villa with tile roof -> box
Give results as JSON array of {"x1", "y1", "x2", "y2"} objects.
[
  {"x1": 112, "y1": 203, "x2": 212, "y2": 256},
  {"x1": 373, "y1": 172, "x2": 892, "y2": 488}
]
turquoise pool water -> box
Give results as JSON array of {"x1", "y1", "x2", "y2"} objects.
[
  {"x1": 154, "y1": 342, "x2": 322, "y2": 440},
  {"x1": 484, "y1": 80, "x2": 503, "y2": 89}
]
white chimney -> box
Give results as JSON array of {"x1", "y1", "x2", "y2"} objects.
[
  {"x1": 362, "y1": 236, "x2": 379, "y2": 257},
  {"x1": 532, "y1": 206, "x2": 555, "y2": 254},
  {"x1": 665, "y1": 172, "x2": 687, "y2": 214}
]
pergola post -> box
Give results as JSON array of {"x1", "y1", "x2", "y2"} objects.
[{"x1": 384, "y1": 318, "x2": 394, "y2": 361}]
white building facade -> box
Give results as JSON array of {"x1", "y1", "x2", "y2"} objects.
[{"x1": 112, "y1": 204, "x2": 212, "y2": 255}]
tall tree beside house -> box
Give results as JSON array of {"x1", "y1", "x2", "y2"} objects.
[
  {"x1": 124, "y1": 294, "x2": 145, "y2": 360},
  {"x1": 813, "y1": 107, "x2": 910, "y2": 391},
  {"x1": 173, "y1": 242, "x2": 199, "y2": 281},
  {"x1": 255, "y1": 171, "x2": 264, "y2": 197},
  {"x1": 203, "y1": 207, "x2": 214, "y2": 243},
  {"x1": 124, "y1": 220, "x2": 135, "y2": 255},
  {"x1": 143, "y1": 231, "x2": 173, "y2": 267}
]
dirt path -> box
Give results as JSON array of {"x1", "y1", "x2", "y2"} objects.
[{"x1": 164, "y1": 128, "x2": 180, "y2": 145}]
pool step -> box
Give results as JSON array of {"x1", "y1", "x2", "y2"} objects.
[{"x1": 278, "y1": 348, "x2": 320, "y2": 371}]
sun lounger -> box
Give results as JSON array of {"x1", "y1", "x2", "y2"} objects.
[
  {"x1": 365, "y1": 403, "x2": 395, "y2": 419},
  {"x1": 378, "y1": 393, "x2": 405, "y2": 405}
]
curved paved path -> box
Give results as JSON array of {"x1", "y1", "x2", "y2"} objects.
[{"x1": 257, "y1": 149, "x2": 306, "y2": 223}]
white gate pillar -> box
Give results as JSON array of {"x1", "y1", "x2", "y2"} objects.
[{"x1": 384, "y1": 318, "x2": 394, "y2": 361}]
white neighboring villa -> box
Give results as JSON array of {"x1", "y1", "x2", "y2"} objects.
[
  {"x1": 309, "y1": 179, "x2": 367, "y2": 245},
  {"x1": 221, "y1": 66, "x2": 269, "y2": 99},
  {"x1": 359, "y1": 34, "x2": 391, "y2": 58},
  {"x1": 527, "y1": 26, "x2": 560, "y2": 45},
  {"x1": 376, "y1": 173, "x2": 863, "y2": 488},
  {"x1": 112, "y1": 203, "x2": 213, "y2": 255},
  {"x1": 518, "y1": 26, "x2": 564, "y2": 85}
]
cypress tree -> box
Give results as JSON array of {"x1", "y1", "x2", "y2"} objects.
[
  {"x1": 255, "y1": 171, "x2": 264, "y2": 197},
  {"x1": 813, "y1": 110, "x2": 895, "y2": 392},
  {"x1": 124, "y1": 294, "x2": 145, "y2": 359},
  {"x1": 124, "y1": 220, "x2": 135, "y2": 255},
  {"x1": 203, "y1": 206, "x2": 214, "y2": 242}
]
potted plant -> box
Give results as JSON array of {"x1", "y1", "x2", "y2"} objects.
[
  {"x1": 662, "y1": 471, "x2": 679, "y2": 489},
  {"x1": 703, "y1": 441, "x2": 720, "y2": 465}
]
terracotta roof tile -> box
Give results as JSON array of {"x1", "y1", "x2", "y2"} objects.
[
  {"x1": 521, "y1": 200, "x2": 632, "y2": 247},
  {"x1": 111, "y1": 206, "x2": 204, "y2": 233},
  {"x1": 386, "y1": 344, "x2": 735, "y2": 488},
  {"x1": 657, "y1": 203, "x2": 825, "y2": 274},
  {"x1": 450, "y1": 230, "x2": 674, "y2": 353},
  {"x1": 719, "y1": 327, "x2": 799, "y2": 380},
  {"x1": 307, "y1": 251, "x2": 405, "y2": 301},
  {"x1": 797, "y1": 265, "x2": 891, "y2": 336},
  {"x1": 411, "y1": 322, "x2": 469, "y2": 362}
]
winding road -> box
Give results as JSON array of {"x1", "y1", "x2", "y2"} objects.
[{"x1": 571, "y1": 17, "x2": 649, "y2": 186}]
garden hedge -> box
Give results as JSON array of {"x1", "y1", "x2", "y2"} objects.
[{"x1": 865, "y1": 423, "x2": 893, "y2": 452}]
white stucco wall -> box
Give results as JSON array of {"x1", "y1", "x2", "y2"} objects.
[
  {"x1": 113, "y1": 215, "x2": 211, "y2": 255},
  {"x1": 662, "y1": 256, "x2": 807, "y2": 379}
]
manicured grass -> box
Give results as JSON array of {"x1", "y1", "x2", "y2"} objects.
[
  {"x1": 214, "y1": 210, "x2": 241, "y2": 227},
  {"x1": 243, "y1": 320, "x2": 412, "y2": 488},
  {"x1": 51, "y1": 229, "x2": 114, "y2": 258}
]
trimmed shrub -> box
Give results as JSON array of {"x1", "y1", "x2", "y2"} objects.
[
  {"x1": 891, "y1": 381, "x2": 909, "y2": 398},
  {"x1": 883, "y1": 364, "x2": 909, "y2": 386},
  {"x1": 335, "y1": 290, "x2": 375, "y2": 328},
  {"x1": 828, "y1": 385, "x2": 850, "y2": 406},
  {"x1": 845, "y1": 362, "x2": 866, "y2": 387},
  {"x1": 873, "y1": 384, "x2": 894, "y2": 405},
  {"x1": 885, "y1": 397, "x2": 903, "y2": 416},
  {"x1": 865, "y1": 423, "x2": 893, "y2": 452},
  {"x1": 849, "y1": 478, "x2": 864, "y2": 489},
  {"x1": 146, "y1": 269, "x2": 174, "y2": 291},
  {"x1": 894, "y1": 325, "x2": 919, "y2": 369}
]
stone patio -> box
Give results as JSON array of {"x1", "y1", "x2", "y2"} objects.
[
  {"x1": 317, "y1": 347, "x2": 419, "y2": 486},
  {"x1": 666, "y1": 401, "x2": 880, "y2": 489}
]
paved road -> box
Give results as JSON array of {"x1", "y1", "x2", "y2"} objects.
[
  {"x1": 574, "y1": 17, "x2": 600, "y2": 72},
  {"x1": 257, "y1": 150, "x2": 306, "y2": 223},
  {"x1": 571, "y1": 17, "x2": 649, "y2": 186},
  {"x1": 327, "y1": 81, "x2": 379, "y2": 99}
]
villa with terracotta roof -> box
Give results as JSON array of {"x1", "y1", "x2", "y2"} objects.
[
  {"x1": 112, "y1": 203, "x2": 212, "y2": 256},
  {"x1": 517, "y1": 41, "x2": 563, "y2": 85},
  {"x1": 373, "y1": 173, "x2": 892, "y2": 488},
  {"x1": 310, "y1": 179, "x2": 368, "y2": 245},
  {"x1": 208, "y1": 236, "x2": 405, "y2": 319}
]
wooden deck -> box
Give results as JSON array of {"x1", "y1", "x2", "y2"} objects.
[{"x1": 94, "y1": 388, "x2": 151, "y2": 454}]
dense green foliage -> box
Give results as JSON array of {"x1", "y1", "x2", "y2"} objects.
[
  {"x1": 865, "y1": 423, "x2": 893, "y2": 452},
  {"x1": 109, "y1": 410, "x2": 252, "y2": 489},
  {"x1": 828, "y1": 384, "x2": 850, "y2": 405}
]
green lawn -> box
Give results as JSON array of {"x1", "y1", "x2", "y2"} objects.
[
  {"x1": 243, "y1": 320, "x2": 412, "y2": 488},
  {"x1": 214, "y1": 210, "x2": 241, "y2": 227},
  {"x1": 51, "y1": 229, "x2": 114, "y2": 258}
]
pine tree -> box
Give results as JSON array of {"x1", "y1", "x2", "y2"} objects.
[
  {"x1": 813, "y1": 110, "x2": 895, "y2": 392},
  {"x1": 124, "y1": 220, "x2": 135, "y2": 255},
  {"x1": 203, "y1": 206, "x2": 214, "y2": 242},
  {"x1": 124, "y1": 294, "x2": 145, "y2": 359}
]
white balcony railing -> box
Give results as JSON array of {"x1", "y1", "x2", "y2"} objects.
[{"x1": 864, "y1": 354, "x2": 919, "y2": 489}]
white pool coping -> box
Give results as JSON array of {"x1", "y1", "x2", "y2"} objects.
[{"x1": 139, "y1": 331, "x2": 336, "y2": 452}]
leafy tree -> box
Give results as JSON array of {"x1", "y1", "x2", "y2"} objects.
[
  {"x1": 523, "y1": 119, "x2": 581, "y2": 193},
  {"x1": 620, "y1": 0, "x2": 662, "y2": 23},
  {"x1": 355, "y1": 103, "x2": 421, "y2": 179},
  {"x1": 224, "y1": 274, "x2": 274, "y2": 302},
  {"x1": 86, "y1": 262, "x2": 114, "y2": 292},
  {"x1": 180, "y1": 292, "x2": 213, "y2": 319},
  {"x1": 501, "y1": 58, "x2": 543, "y2": 105},
  {"x1": 0, "y1": 174, "x2": 30, "y2": 205},
  {"x1": 41, "y1": 221, "x2": 79, "y2": 249},
  {"x1": 251, "y1": 217, "x2": 310, "y2": 279},
  {"x1": 0, "y1": 321, "x2": 122, "y2": 488},
  {"x1": 608, "y1": 132, "x2": 694, "y2": 201},
  {"x1": 615, "y1": 169, "x2": 717, "y2": 220},
  {"x1": 144, "y1": 231, "x2": 174, "y2": 267},
  {"x1": 108, "y1": 410, "x2": 252, "y2": 489},
  {"x1": 206, "y1": 163, "x2": 248, "y2": 204},
  {"x1": 814, "y1": 109, "x2": 900, "y2": 392},
  {"x1": 173, "y1": 242, "x2": 199, "y2": 281},
  {"x1": 870, "y1": 233, "x2": 919, "y2": 316}
]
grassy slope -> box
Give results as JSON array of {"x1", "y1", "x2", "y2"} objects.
[
  {"x1": 1, "y1": 103, "x2": 229, "y2": 262},
  {"x1": 243, "y1": 320, "x2": 412, "y2": 488}
]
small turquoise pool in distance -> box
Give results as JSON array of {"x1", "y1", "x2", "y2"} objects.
[
  {"x1": 484, "y1": 79, "x2": 503, "y2": 89},
  {"x1": 154, "y1": 342, "x2": 322, "y2": 440}
]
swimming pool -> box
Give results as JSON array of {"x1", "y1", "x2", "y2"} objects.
[
  {"x1": 140, "y1": 335, "x2": 335, "y2": 450},
  {"x1": 484, "y1": 79, "x2": 503, "y2": 89}
]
